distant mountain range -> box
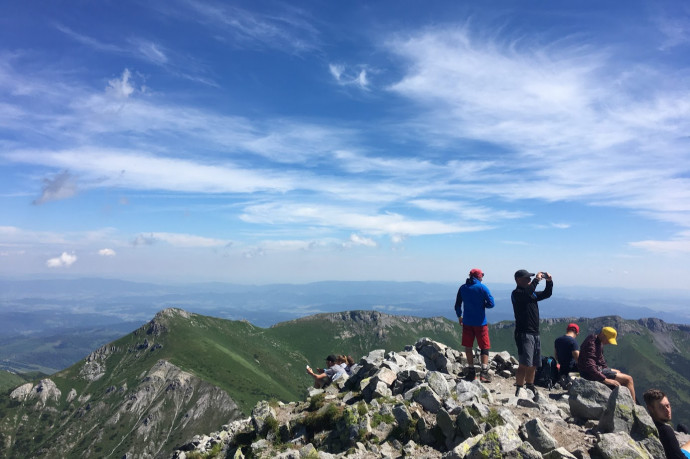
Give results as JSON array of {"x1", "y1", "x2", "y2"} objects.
[
  {"x1": 1, "y1": 308, "x2": 689, "y2": 458},
  {"x1": 2, "y1": 278, "x2": 689, "y2": 375}
]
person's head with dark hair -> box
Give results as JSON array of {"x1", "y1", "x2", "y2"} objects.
[
  {"x1": 644, "y1": 388, "x2": 672, "y2": 422},
  {"x1": 346, "y1": 355, "x2": 355, "y2": 366}
]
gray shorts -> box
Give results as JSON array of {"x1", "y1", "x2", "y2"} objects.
[
  {"x1": 601, "y1": 368, "x2": 618, "y2": 379},
  {"x1": 515, "y1": 332, "x2": 541, "y2": 367}
]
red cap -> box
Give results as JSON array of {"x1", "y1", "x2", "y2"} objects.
[
  {"x1": 470, "y1": 268, "x2": 484, "y2": 278},
  {"x1": 567, "y1": 323, "x2": 579, "y2": 334}
]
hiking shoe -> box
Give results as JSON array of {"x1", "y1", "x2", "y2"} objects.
[
  {"x1": 515, "y1": 385, "x2": 523, "y2": 397},
  {"x1": 526, "y1": 384, "x2": 540, "y2": 402},
  {"x1": 464, "y1": 367, "x2": 476, "y2": 381},
  {"x1": 479, "y1": 369, "x2": 492, "y2": 383}
]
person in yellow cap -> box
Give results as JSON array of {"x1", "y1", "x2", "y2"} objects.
[{"x1": 578, "y1": 326, "x2": 636, "y2": 402}]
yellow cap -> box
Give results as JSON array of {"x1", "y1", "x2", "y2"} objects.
[{"x1": 602, "y1": 326, "x2": 618, "y2": 345}]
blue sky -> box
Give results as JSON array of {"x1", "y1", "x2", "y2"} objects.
[{"x1": 1, "y1": 0, "x2": 690, "y2": 288}]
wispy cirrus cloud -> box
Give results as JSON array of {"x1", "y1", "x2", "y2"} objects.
[
  {"x1": 5, "y1": 148, "x2": 294, "y2": 195},
  {"x1": 163, "y1": 0, "x2": 321, "y2": 54},
  {"x1": 386, "y1": 25, "x2": 690, "y2": 231},
  {"x1": 54, "y1": 24, "x2": 216, "y2": 86},
  {"x1": 630, "y1": 231, "x2": 690, "y2": 254},
  {"x1": 240, "y1": 202, "x2": 490, "y2": 237}
]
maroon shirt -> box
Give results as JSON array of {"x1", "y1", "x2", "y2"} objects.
[{"x1": 577, "y1": 333, "x2": 608, "y2": 382}]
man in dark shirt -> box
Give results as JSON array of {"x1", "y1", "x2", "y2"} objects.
[
  {"x1": 511, "y1": 269, "x2": 553, "y2": 400},
  {"x1": 578, "y1": 326, "x2": 636, "y2": 403},
  {"x1": 643, "y1": 388, "x2": 690, "y2": 459},
  {"x1": 554, "y1": 322, "x2": 580, "y2": 388}
]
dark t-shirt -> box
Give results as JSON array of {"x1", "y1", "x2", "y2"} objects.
[
  {"x1": 511, "y1": 280, "x2": 553, "y2": 334},
  {"x1": 655, "y1": 420, "x2": 688, "y2": 459},
  {"x1": 554, "y1": 335, "x2": 579, "y2": 370}
]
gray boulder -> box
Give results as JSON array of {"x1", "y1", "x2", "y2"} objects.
[
  {"x1": 392, "y1": 403, "x2": 413, "y2": 429},
  {"x1": 456, "y1": 407, "x2": 481, "y2": 440},
  {"x1": 568, "y1": 378, "x2": 611, "y2": 420},
  {"x1": 413, "y1": 385, "x2": 443, "y2": 413},
  {"x1": 251, "y1": 400, "x2": 276, "y2": 434},
  {"x1": 598, "y1": 386, "x2": 635, "y2": 434},
  {"x1": 466, "y1": 425, "x2": 523, "y2": 458},
  {"x1": 374, "y1": 367, "x2": 398, "y2": 387},
  {"x1": 443, "y1": 434, "x2": 482, "y2": 459},
  {"x1": 437, "y1": 408, "x2": 456, "y2": 446},
  {"x1": 592, "y1": 431, "x2": 656, "y2": 458},
  {"x1": 523, "y1": 418, "x2": 558, "y2": 454},
  {"x1": 427, "y1": 371, "x2": 451, "y2": 399},
  {"x1": 631, "y1": 405, "x2": 658, "y2": 440},
  {"x1": 543, "y1": 447, "x2": 578, "y2": 459},
  {"x1": 503, "y1": 441, "x2": 543, "y2": 459}
]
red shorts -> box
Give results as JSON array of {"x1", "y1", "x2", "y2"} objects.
[{"x1": 462, "y1": 324, "x2": 490, "y2": 350}]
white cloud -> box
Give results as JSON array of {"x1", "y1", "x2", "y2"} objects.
[
  {"x1": 133, "y1": 232, "x2": 230, "y2": 248},
  {"x1": 240, "y1": 202, "x2": 490, "y2": 236},
  {"x1": 98, "y1": 248, "x2": 116, "y2": 256},
  {"x1": 329, "y1": 64, "x2": 344, "y2": 80},
  {"x1": 107, "y1": 69, "x2": 135, "y2": 98},
  {"x1": 46, "y1": 252, "x2": 77, "y2": 268},
  {"x1": 6, "y1": 148, "x2": 294, "y2": 194},
  {"x1": 630, "y1": 231, "x2": 690, "y2": 254},
  {"x1": 347, "y1": 234, "x2": 377, "y2": 248},
  {"x1": 409, "y1": 199, "x2": 528, "y2": 222},
  {"x1": 328, "y1": 64, "x2": 370, "y2": 89},
  {"x1": 386, "y1": 26, "x2": 690, "y2": 229}
]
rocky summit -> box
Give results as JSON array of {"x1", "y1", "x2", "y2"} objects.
[{"x1": 173, "y1": 337, "x2": 690, "y2": 459}]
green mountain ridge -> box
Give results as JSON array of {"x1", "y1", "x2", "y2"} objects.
[
  {"x1": 1, "y1": 308, "x2": 689, "y2": 458},
  {"x1": 0, "y1": 308, "x2": 464, "y2": 458}
]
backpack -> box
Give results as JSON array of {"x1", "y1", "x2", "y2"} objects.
[{"x1": 535, "y1": 356, "x2": 559, "y2": 389}]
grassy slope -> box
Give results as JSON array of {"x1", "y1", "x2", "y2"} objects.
[
  {"x1": 44, "y1": 311, "x2": 464, "y2": 415},
  {"x1": 0, "y1": 371, "x2": 29, "y2": 394},
  {"x1": 267, "y1": 313, "x2": 462, "y2": 367}
]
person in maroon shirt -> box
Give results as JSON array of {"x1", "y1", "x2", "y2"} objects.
[{"x1": 578, "y1": 326, "x2": 636, "y2": 403}]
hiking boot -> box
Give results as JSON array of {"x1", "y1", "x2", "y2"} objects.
[
  {"x1": 479, "y1": 368, "x2": 492, "y2": 383},
  {"x1": 526, "y1": 384, "x2": 540, "y2": 402},
  {"x1": 464, "y1": 367, "x2": 476, "y2": 381}
]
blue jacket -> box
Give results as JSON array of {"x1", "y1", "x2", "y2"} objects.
[{"x1": 454, "y1": 277, "x2": 495, "y2": 326}]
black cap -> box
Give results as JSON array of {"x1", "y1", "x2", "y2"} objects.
[
  {"x1": 514, "y1": 269, "x2": 535, "y2": 279},
  {"x1": 325, "y1": 355, "x2": 337, "y2": 362}
]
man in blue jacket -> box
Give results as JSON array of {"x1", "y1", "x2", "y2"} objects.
[{"x1": 455, "y1": 268, "x2": 495, "y2": 382}]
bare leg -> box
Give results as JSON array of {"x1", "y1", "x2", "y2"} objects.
[
  {"x1": 616, "y1": 373, "x2": 636, "y2": 403},
  {"x1": 464, "y1": 347, "x2": 474, "y2": 367},
  {"x1": 516, "y1": 364, "x2": 528, "y2": 386},
  {"x1": 525, "y1": 366, "x2": 537, "y2": 385}
]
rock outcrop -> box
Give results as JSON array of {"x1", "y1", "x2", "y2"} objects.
[{"x1": 172, "y1": 338, "x2": 669, "y2": 458}]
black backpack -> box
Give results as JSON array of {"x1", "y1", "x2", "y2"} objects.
[{"x1": 535, "y1": 356, "x2": 559, "y2": 389}]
